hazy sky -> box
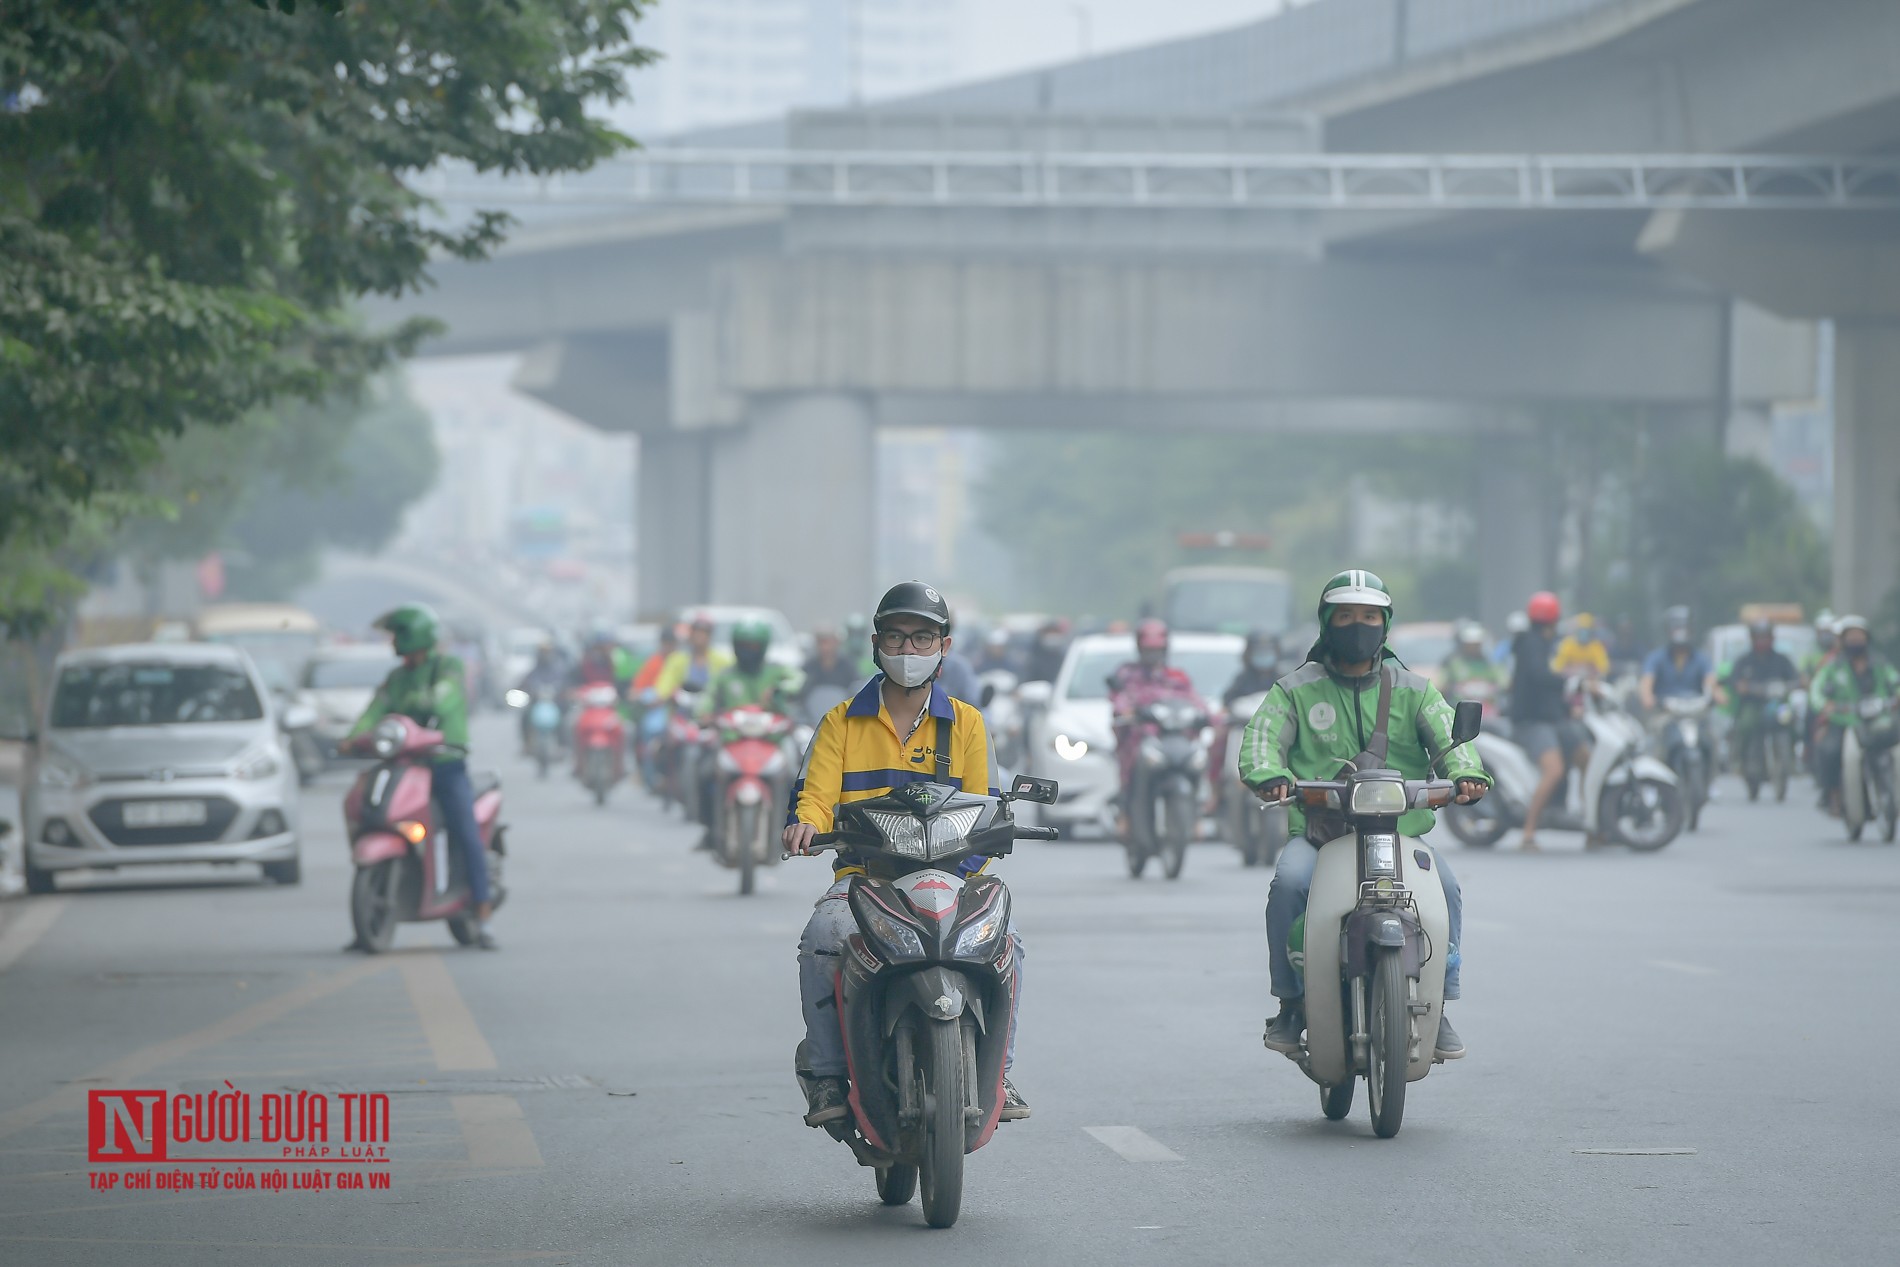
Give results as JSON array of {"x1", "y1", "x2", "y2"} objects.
[{"x1": 959, "y1": 1, "x2": 1297, "y2": 81}]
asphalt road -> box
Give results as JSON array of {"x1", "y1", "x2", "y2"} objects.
[{"x1": 3, "y1": 714, "x2": 1896, "y2": 1266}]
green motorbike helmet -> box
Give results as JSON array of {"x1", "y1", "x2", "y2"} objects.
[
  {"x1": 374, "y1": 603, "x2": 440, "y2": 657},
  {"x1": 1317, "y1": 569, "x2": 1394, "y2": 627},
  {"x1": 731, "y1": 618, "x2": 774, "y2": 649}
]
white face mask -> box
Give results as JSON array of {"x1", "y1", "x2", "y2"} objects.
[{"x1": 879, "y1": 650, "x2": 942, "y2": 689}]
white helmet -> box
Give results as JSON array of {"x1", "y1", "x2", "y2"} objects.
[
  {"x1": 1815, "y1": 608, "x2": 1838, "y2": 634},
  {"x1": 1456, "y1": 620, "x2": 1487, "y2": 646},
  {"x1": 1505, "y1": 611, "x2": 1530, "y2": 634}
]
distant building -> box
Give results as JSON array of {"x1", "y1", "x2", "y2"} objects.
[{"x1": 620, "y1": 0, "x2": 964, "y2": 137}]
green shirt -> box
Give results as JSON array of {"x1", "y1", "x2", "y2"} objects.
[
  {"x1": 346, "y1": 652, "x2": 470, "y2": 762},
  {"x1": 1810, "y1": 655, "x2": 1900, "y2": 728},
  {"x1": 698, "y1": 663, "x2": 802, "y2": 719},
  {"x1": 1237, "y1": 656, "x2": 1489, "y2": 838}
]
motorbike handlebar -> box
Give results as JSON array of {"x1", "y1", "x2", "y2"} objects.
[{"x1": 1015, "y1": 825, "x2": 1059, "y2": 842}]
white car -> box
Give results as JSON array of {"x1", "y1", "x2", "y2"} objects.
[
  {"x1": 1021, "y1": 631, "x2": 1245, "y2": 837},
  {"x1": 678, "y1": 605, "x2": 804, "y2": 670},
  {"x1": 20, "y1": 643, "x2": 302, "y2": 893},
  {"x1": 287, "y1": 644, "x2": 400, "y2": 776}
]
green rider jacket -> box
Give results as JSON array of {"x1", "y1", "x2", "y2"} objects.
[{"x1": 1237, "y1": 655, "x2": 1490, "y2": 839}]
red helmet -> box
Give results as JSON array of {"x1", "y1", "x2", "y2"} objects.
[
  {"x1": 1135, "y1": 618, "x2": 1170, "y2": 650},
  {"x1": 1526, "y1": 591, "x2": 1561, "y2": 625}
]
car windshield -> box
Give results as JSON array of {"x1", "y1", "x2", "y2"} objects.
[
  {"x1": 1063, "y1": 647, "x2": 1238, "y2": 701},
  {"x1": 51, "y1": 662, "x2": 264, "y2": 728},
  {"x1": 307, "y1": 657, "x2": 396, "y2": 690},
  {"x1": 203, "y1": 632, "x2": 318, "y2": 693},
  {"x1": 1164, "y1": 578, "x2": 1290, "y2": 634}
]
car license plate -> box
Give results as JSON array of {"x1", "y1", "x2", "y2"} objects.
[{"x1": 123, "y1": 800, "x2": 208, "y2": 828}]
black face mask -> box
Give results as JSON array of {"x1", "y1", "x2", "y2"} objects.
[
  {"x1": 734, "y1": 645, "x2": 766, "y2": 673},
  {"x1": 1843, "y1": 641, "x2": 1870, "y2": 660},
  {"x1": 1326, "y1": 621, "x2": 1385, "y2": 666}
]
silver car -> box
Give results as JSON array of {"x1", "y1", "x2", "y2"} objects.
[{"x1": 20, "y1": 643, "x2": 301, "y2": 893}]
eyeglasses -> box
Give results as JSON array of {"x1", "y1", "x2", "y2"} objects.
[{"x1": 874, "y1": 628, "x2": 943, "y2": 652}]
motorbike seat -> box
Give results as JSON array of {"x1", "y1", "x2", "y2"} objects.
[{"x1": 470, "y1": 770, "x2": 502, "y2": 799}]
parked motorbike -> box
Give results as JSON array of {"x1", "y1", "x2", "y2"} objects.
[
  {"x1": 1278, "y1": 703, "x2": 1480, "y2": 1138},
  {"x1": 788, "y1": 775, "x2": 1059, "y2": 1228},
  {"x1": 1736, "y1": 679, "x2": 1798, "y2": 804},
  {"x1": 1224, "y1": 692, "x2": 1286, "y2": 867},
  {"x1": 1841, "y1": 696, "x2": 1899, "y2": 843},
  {"x1": 1446, "y1": 686, "x2": 1683, "y2": 850},
  {"x1": 342, "y1": 715, "x2": 505, "y2": 952},
  {"x1": 572, "y1": 683, "x2": 626, "y2": 807},
  {"x1": 1121, "y1": 697, "x2": 1210, "y2": 880},
  {"x1": 1654, "y1": 695, "x2": 1714, "y2": 831},
  {"x1": 709, "y1": 705, "x2": 796, "y2": 895}
]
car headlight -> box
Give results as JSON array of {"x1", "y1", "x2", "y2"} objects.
[
  {"x1": 1054, "y1": 733, "x2": 1089, "y2": 761},
  {"x1": 37, "y1": 757, "x2": 90, "y2": 789},
  {"x1": 953, "y1": 910, "x2": 1007, "y2": 960},
  {"x1": 1349, "y1": 779, "x2": 1407, "y2": 815},
  {"x1": 860, "y1": 905, "x2": 926, "y2": 961},
  {"x1": 233, "y1": 748, "x2": 282, "y2": 781}
]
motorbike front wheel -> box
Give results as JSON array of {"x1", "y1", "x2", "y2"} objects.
[
  {"x1": 1604, "y1": 779, "x2": 1685, "y2": 851},
  {"x1": 1320, "y1": 1081, "x2": 1354, "y2": 1121},
  {"x1": 1366, "y1": 946, "x2": 1408, "y2": 1139},
  {"x1": 350, "y1": 861, "x2": 401, "y2": 954},
  {"x1": 1444, "y1": 797, "x2": 1508, "y2": 849},
  {"x1": 919, "y1": 1017, "x2": 966, "y2": 1229},
  {"x1": 1773, "y1": 731, "x2": 1793, "y2": 803},
  {"x1": 735, "y1": 803, "x2": 759, "y2": 896},
  {"x1": 1875, "y1": 757, "x2": 1899, "y2": 845},
  {"x1": 1161, "y1": 788, "x2": 1192, "y2": 880},
  {"x1": 876, "y1": 1163, "x2": 918, "y2": 1206}
]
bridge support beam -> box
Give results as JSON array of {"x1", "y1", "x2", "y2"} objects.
[
  {"x1": 1832, "y1": 325, "x2": 1900, "y2": 619},
  {"x1": 1476, "y1": 433, "x2": 1552, "y2": 635},
  {"x1": 637, "y1": 432, "x2": 713, "y2": 619}
]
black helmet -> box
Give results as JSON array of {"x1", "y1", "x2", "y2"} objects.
[{"x1": 874, "y1": 581, "x2": 951, "y2": 631}]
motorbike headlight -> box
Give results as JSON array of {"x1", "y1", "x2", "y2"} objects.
[
  {"x1": 1054, "y1": 733, "x2": 1089, "y2": 761},
  {"x1": 1362, "y1": 831, "x2": 1398, "y2": 877},
  {"x1": 37, "y1": 757, "x2": 90, "y2": 789},
  {"x1": 1349, "y1": 780, "x2": 1407, "y2": 815},
  {"x1": 926, "y1": 806, "x2": 983, "y2": 857},
  {"x1": 863, "y1": 810, "x2": 928, "y2": 858},
  {"x1": 953, "y1": 910, "x2": 1006, "y2": 960},
  {"x1": 371, "y1": 717, "x2": 407, "y2": 759},
  {"x1": 716, "y1": 747, "x2": 741, "y2": 774},
  {"x1": 505, "y1": 689, "x2": 530, "y2": 709},
  {"x1": 233, "y1": 748, "x2": 281, "y2": 781},
  {"x1": 861, "y1": 905, "x2": 926, "y2": 961}
]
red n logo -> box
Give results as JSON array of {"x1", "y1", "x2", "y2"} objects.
[{"x1": 88, "y1": 1091, "x2": 168, "y2": 1162}]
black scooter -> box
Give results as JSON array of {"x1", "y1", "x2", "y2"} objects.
[{"x1": 789, "y1": 775, "x2": 1059, "y2": 1229}]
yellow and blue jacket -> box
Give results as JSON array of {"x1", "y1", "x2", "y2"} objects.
[{"x1": 790, "y1": 676, "x2": 1001, "y2": 877}]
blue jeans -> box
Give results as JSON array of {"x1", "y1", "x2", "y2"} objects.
[
  {"x1": 1266, "y1": 836, "x2": 1461, "y2": 1002},
  {"x1": 431, "y1": 760, "x2": 491, "y2": 909},
  {"x1": 797, "y1": 878, "x2": 1022, "y2": 1078}
]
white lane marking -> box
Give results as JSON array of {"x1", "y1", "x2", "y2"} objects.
[
  {"x1": 1573, "y1": 1147, "x2": 1697, "y2": 1156},
  {"x1": 1084, "y1": 1126, "x2": 1183, "y2": 1163},
  {"x1": 1649, "y1": 959, "x2": 1719, "y2": 977},
  {"x1": 451, "y1": 1095, "x2": 544, "y2": 1168},
  {"x1": 400, "y1": 954, "x2": 498, "y2": 1071},
  {"x1": 0, "y1": 898, "x2": 68, "y2": 975}
]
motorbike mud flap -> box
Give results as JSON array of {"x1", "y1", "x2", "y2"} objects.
[{"x1": 351, "y1": 831, "x2": 408, "y2": 867}]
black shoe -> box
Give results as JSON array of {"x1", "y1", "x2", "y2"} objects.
[
  {"x1": 802, "y1": 1077, "x2": 849, "y2": 1127},
  {"x1": 1000, "y1": 1077, "x2": 1031, "y2": 1121},
  {"x1": 1263, "y1": 999, "x2": 1305, "y2": 1053},
  {"x1": 1434, "y1": 1012, "x2": 1465, "y2": 1061}
]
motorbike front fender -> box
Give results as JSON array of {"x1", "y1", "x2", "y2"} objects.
[
  {"x1": 352, "y1": 832, "x2": 408, "y2": 867},
  {"x1": 882, "y1": 965, "x2": 985, "y2": 1036},
  {"x1": 1607, "y1": 754, "x2": 1679, "y2": 787}
]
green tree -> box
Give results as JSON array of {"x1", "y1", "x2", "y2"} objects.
[{"x1": 1, "y1": 0, "x2": 649, "y2": 623}]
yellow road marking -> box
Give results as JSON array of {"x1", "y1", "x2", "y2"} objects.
[
  {"x1": 0, "y1": 898, "x2": 68, "y2": 975},
  {"x1": 399, "y1": 955, "x2": 497, "y2": 1071},
  {"x1": 450, "y1": 1096, "x2": 543, "y2": 1169},
  {"x1": 0, "y1": 958, "x2": 389, "y2": 1145}
]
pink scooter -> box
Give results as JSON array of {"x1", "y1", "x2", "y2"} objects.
[{"x1": 341, "y1": 715, "x2": 506, "y2": 952}]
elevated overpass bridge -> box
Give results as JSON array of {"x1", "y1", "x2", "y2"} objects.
[{"x1": 384, "y1": 0, "x2": 1900, "y2": 627}]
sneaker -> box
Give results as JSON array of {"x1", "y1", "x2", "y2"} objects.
[
  {"x1": 1000, "y1": 1077, "x2": 1031, "y2": 1121},
  {"x1": 802, "y1": 1077, "x2": 850, "y2": 1127},
  {"x1": 1263, "y1": 999, "x2": 1305, "y2": 1053},
  {"x1": 473, "y1": 924, "x2": 499, "y2": 951},
  {"x1": 1433, "y1": 1012, "x2": 1466, "y2": 1060}
]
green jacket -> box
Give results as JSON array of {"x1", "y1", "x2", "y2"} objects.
[
  {"x1": 1810, "y1": 655, "x2": 1900, "y2": 728},
  {"x1": 346, "y1": 652, "x2": 470, "y2": 762},
  {"x1": 1238, "y1": 656, "x2": 1489, "y2": 838},
  {"x1": 698, "y1": 663, "x2": 802, "y2": 719}
]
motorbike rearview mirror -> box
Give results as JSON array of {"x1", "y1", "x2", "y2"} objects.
[
  {"x1": 980, "y1": 682, "x2": 996, "y2": 709},
  {"x1": 1451, "y1": 700, "x2": 1483, "y2": 746},
  {"x1": 281, "y1": 703, "x2": 318, "y2": 731},
  {"x1": 1008, "y1": 775, "x2": 1059, "y2": 805},
  {"x1": 1016, "y1": 680, "x2": 1054, "y2": 708}
]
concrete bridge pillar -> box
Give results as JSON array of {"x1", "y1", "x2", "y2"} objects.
[
  {"x1": 636, "y1": 432, "x2": 713, "y2": 619},
  {"x1": 1832, "y1": 324, "x2": 1900, "y2": 619},
  {"x1": 1476, "y1": 433, "x2": 1553, "y2": 635}
]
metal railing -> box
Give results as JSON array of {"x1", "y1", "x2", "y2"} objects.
[{"x1": 425, "y1": 150, "x2": 1900, "y2": 212}]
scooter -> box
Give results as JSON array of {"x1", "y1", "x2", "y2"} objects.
[
  {"x1": 1841, "y1": 696, "x2": 1899, "y2": 843},
  {"x1": 506, "y1": 687, "x2": 566, "y2": 780},
  {"x1": 1446, "y1": 686, "x2": 1683, "y2": 851},
  {"x1": 709, "y1": 704, "x2": 796, "y2": 895},
  {"x1": 342, "y1": 715, "x2": 506, "y2": 953},
  {"x1": 1278, "y1": 702, "x2": 1480, "y2": 1138},
  {"x1": 1655, "y1": 695, "x2": 1714, "y2": 830},
  {"x1": 1736, "y1": 679, "x2": 1798, "y2": 804},
  {"x1": 1223, "y1": 692, "x2": 1287, "y2": 868},
  {"x1": 789, "y1": 775, "x2": 1059, "y2": 1229},
  {"x1": 656, "y1": 691, "x2": 705, "y2": 813},
  {"x1": 572, "y1": 683, "x2": 626, "y2": 807},
  {"x1": 1121, "y1": 696, "x2": 1210, "y2": 880}
]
